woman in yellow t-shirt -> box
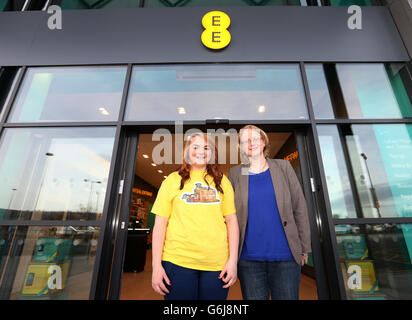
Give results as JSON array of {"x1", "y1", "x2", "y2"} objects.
[{"x1": 151, "y1": 132, "x2": 239, "y2": 300}]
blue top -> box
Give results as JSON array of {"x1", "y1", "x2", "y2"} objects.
[{"x1": 240, "y1": 168, "x2": 294, "y2": 261}]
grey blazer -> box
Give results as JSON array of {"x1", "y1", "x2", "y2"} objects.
[{"x1": 228, "y1": 158, "x2": 312, "y2": 265}]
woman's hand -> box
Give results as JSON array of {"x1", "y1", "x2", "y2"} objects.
[
  {"x1": 151, "y1": 215, "x2": 169, "y2": 295},
  {"x1": 152, "y1": 264, "x2": 171, "y2": 296},
  {"x1": 301, "y1": 253, "x2": 308, "y2": 266},
  {"x1": 219, "y1": 259, "x2": 237, "y2": 288},
  {"x1": 222, "y1": 213, "x2": 239, "y2": 289}
]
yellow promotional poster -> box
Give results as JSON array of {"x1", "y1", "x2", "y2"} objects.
[
  {"x1": 21, "y1": 262, "x2": 70, "y2": 296},
  {"x1": 201, "y1": 11, "x2": 231, "y2": 50},
  {"x1": 346, "y1": 261, "x2": 379, "y2": 293}
]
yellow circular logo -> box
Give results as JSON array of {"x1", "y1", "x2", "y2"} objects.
[{"x1": 201, "y1": 11, "x2": 231, "y2": 50}]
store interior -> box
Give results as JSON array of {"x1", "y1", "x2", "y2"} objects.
[{"x1": 120, "y1": 131, "x2": 318, "y2": 300}]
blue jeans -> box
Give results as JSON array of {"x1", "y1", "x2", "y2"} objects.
[
  {"x1": 161, "y1": 261, "x2": 229, "y2": 300},
  {"x1": 237, "y1": 259, "x2": 301, "y2": 300}
]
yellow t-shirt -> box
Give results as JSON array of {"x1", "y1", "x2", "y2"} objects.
[{"x1": 151, "y1": 170, "x2": 236, "y2": 271}]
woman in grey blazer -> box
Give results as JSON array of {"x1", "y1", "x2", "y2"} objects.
[{"x1": 228, "y1": 125, "x2": 311, "y2": 300}]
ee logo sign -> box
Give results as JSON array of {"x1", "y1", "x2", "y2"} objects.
[{"x1": 201, "y1": 11, "x2": 231, "y2": 50}]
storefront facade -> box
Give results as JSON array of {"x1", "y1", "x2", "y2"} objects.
[{"x1": 0, "y1": 0, "x2": 411, "y2": 300}]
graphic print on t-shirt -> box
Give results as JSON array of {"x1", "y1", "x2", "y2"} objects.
[{"x1": 180, "y1": 182, "x2": 220, "y2": 204}]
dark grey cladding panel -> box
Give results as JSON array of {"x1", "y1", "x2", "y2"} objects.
[{"x1": 0, "y1": 6, "x2": 409, "y2": 66}]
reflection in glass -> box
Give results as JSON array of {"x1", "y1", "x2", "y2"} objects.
[
  {"x1": 305, "y1": 64, "x2": 335, "y2": 119},
  {"x1": 335, "y1": 224, "x2": 412, "y2": 300},
  {"x1": 307, "y1": 63, "x2": 412, "y2": 119},
  {"x1": 0, "y1": 0, "x2": 25, "y2": 11},
  {"x1": 336, "y1": 63, "x2": 412, "y2": 119},
  {"x1": 0, "y1": 225, "x2": 99, "y2": 300},
  {"x1": 318, "y1": 124, "x2": 412, "y2": 219},
  {"x1": 0, "y1": 127, "x2": 116, "y2": 221},
  {"x1": 125, "y1": 64, "x2": 308, "y2": 121},
  {"x1": 8, "y1": 66, "x2": 127, "y2": 122},
  {"x1": 0, "y1": 67, "x2": 20, "y2": 121},
  {"x1": 346, "y1": 124, "x2": 412, "y2": 218},
  {"x1": 322, "y1": 0, "x2": 382, "y2": 5},
  {"x1": 317, "y1": 125, "x2": 357, "y2": 219},
  {"x1": 49, "y1": 0, "x2": 141, "y2": 9},
  {"x1": 144, "y1": 0, "x2": 304, "y2": 7}
]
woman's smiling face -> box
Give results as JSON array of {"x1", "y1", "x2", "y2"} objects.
[
  {"x1": 187, "y1": 134, "x2": 212, "y2": 168},
  {"x1": 239, "y1": 128, "x2": 265, "y2": 158}
]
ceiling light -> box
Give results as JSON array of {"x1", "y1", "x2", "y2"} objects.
[
  {"x1": 258, "y1": 105, "x2": 266, "y2": 113},
  {"x1": 177, "y1": 107, "x2": 186, "y2": 114},
  {"x1": 98, "y1": 107, "x2": 110, "y2": 115},
  {"x1": 164, "y1": 176, "x2": 167, "y2": 179},
  {"x1": 157, "y1": 169, "x2": 163, "y2": 173},
  {"x1": 151, "y1": 163, "x2": 157, "y2": 167},
  {"x1": 142, "y1": 154, "x2": 149, "y2": 159}
]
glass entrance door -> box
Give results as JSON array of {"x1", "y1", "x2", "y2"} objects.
[
  {"x1": 102, "y1": 63, "x2": 331, "y2": 300},
  {"x1": 107, "y1": 124, "x2": 327, "y2": 300}
]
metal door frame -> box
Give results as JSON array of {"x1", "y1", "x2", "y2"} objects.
[{"x1": 106, "y1": 123, "x2": 332, "y2": 300}]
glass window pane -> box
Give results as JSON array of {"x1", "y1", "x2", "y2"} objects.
[
  {"x1": 125, "y1": 64, "x2": 308, "y2": 121},
  {"x1": 0, "y1": 0, "x2": 25, "y2": 11},
  {"x1": 336, "y1": 63, "x2": 412, "y2": 119},
  {"x1": 318, "y1": 124, "x2": 412, "y2": 219},
  {"x1": 308, "y1": 63, "x2": 412, "y2": 119},
  {"x1": 325, "y1": 0, "x2": 381, "y2": 5},
  {"x1": 0, "y1": 225, "x2": 99, "y2": 300},
  {"x1": 144, "y1": 0, "x2": 303, "y2": 7},
  {"x1": 336, "y1": 223, "x2": 412, "y2": 300},
  {"x1": 8, "y1": 66, "x2": 127, "y2": 122},
  {"x1": 0, "y1": 127, "x2": 116, "y2": 221},
  {"x1": 0, "y1": 67, "x2": 20, "y2": 122},
  {"x1": 305, "y1": 64, "x2": 335, "y2": 119},
  {"x1": 317, "y1": 125, "x2": 357, "y2": 219},
  {"x1": 50, "y1": 0, "x2": 141, "y2": 9}
]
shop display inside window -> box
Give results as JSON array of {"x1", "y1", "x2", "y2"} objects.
[
  {"x1": 336, "y1": 224, "x2": 412, "y2": 300},
  {"x1": 0, "y1": 226, "x2": 99, "y2": 300}
]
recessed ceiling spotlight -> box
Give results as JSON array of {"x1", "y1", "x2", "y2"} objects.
[
  {"x1": 98, "y1": 107, "x2": 110, "y2": 115},
  {"x1": 177, "y1": 107, "x2": 186, "y2": 114},
  {"x1": 258, "y1": 105, "x2": 266, "y2": 113}
]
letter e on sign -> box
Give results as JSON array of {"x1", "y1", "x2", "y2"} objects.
[{"x1": 201, "y1": 11, "x2": 231, "y2": 50}]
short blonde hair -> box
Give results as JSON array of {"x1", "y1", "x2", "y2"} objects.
[{"x1": 239, "y1": 125, "x2": 270, "y2": 157}]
